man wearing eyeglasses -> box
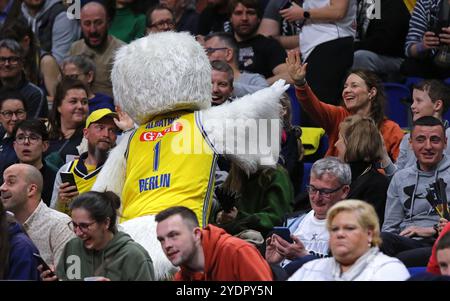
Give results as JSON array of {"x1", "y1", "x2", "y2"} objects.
[
  {"x1": 0, "y1": 39, "x2": 47, "y2": 119},
  {"x1": 145, "y1": 4, "x2": 176, "y2": 34},
  {"x1": 50, "y1": 108, "x2": 120, "y2": 214},
  {"x1": 13, "y1": 119, "x2": 55, "y2": 207},
  {"x1": 204, "y1": 32, "x2": 268, "y2": 97},
  {"x1": 159, "y1": 0, "x2": 199, "y2": 35},
  {"x1": 0, "y1": 163, "x2": 75, "y2": 268},
  {"x1": 0, "y1": 91, "x2": 27, "y2": 185},
  {"x1": 265, "y1": 157, "x2": 351, "y2": 276}
]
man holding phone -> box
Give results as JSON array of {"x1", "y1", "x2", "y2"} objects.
[
  {"x1": 50, "y1": 108, "x2": 122, "y2": 213},
  {"x1": 265, "y1": 157, "x2": 351, "y2": 275}
]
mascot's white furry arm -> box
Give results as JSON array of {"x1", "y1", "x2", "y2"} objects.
[{"x1": 92, "y1": 32, "x2": 288, "y2": 280}]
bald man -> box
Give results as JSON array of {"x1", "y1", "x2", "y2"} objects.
[
  {"x1": 67, "y1": 1, "x2": 125, "y2": 97},
  {"x1": 1, "y1": 164, "x2": 74, "y2": 267}
]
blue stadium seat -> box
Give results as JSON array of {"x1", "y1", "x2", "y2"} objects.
[
  {"x1": 286, "y1": 85, "x2": 301, "y2": 126},
  {"x1": 407, "y1": 266, "x2": 427, "y2": 277},
  {"x1": 301, "y1": 162, "x2": 313, "y2": 193},
  {"x1": 383, "y1": 82, "x2": 411, "y2": 128},
  {"x1": 444, "y1": 109, "x2": 450, "y2": 124},
  {"x1": 404, "y1": 77, "x2": 424, "y2": 89}
]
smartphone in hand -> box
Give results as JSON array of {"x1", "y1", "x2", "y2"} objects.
[
  {"x1": 33, "y1": 253, "x2": 55, "y2": 277},
  {"x1": 60, "y1": 172, "x2": 77, "y2": 191},
  {"x1": 272, "y1": 226, "x2": 293, "y2": 243}
]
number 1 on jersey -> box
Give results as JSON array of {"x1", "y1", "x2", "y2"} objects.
[{"x1": 153, "y1": 141, "x2": 161, "y2": 172}]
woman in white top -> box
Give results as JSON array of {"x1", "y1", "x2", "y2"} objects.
[
  {"x1": 280, "y1": 0, "x2": 357, "y2": 125},
  {"x1": 289, "y1": 199, "x2": 410, "y2": 281}
]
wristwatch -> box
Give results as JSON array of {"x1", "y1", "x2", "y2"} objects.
[{"x1": 303, "y1": 10, "x2": 311, "y2": 19}]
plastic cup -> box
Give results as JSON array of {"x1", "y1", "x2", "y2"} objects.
[{"x1": 84, "y1": 276, "x2": 105, "y2": 281}]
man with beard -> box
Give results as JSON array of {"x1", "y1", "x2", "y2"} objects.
[
  {"x1": 68, "y1": 1, "x2": 125, "y2": 97},
  {"x1": 229, "y1": 0, "x2": 290, "y2": 84},
  {"x1": 21, "y1": 0, "x2": 80, "y2": 65},
  {"x1": 50, "y1": 108, "x2": 119, "y2": 214},
  {"x1": 1, "y1": 163, "x2": 75, "y2": 268}
]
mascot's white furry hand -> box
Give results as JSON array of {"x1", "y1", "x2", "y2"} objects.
[{"x1": 201, "y1": 79, "x2": 289, "y2": 174}]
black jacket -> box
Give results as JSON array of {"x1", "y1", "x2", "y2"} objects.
[{"x1": 355, "y1": 0, "x2": 410, "y2": 57}]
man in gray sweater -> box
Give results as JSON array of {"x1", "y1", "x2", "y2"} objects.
[{"x1": 381, "y1": 116, "x2": 450, "y2": 267}]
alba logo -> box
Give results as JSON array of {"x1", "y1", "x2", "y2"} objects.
[
  {"x1": 66, "y1": 0, "x2": 81, "y2": 20},
  {"x1": 140, "y1": 122, "x2": 183, "y2": 141},
  {"x1": 365, "y1": 0, "x2": 381, "y2": 20}
]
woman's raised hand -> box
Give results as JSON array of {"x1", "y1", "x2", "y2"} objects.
[{"x1": 286, "y1": 50, "x2": 308, "y2": 86}]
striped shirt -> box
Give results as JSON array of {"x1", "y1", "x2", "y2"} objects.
[{"x1": 405, "y1": 0, "x2": 442, "y2": 57}]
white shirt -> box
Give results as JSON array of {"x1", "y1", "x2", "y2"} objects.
[
  {"x1": 282, "y1": 211, "x2": 329, "y2": 266},
  {"x1": 300, "y1": 0, "x2": 357, "y2": 61},
  {"x1": 288, "y1": 248, "x2": 410, "y2": 281}
]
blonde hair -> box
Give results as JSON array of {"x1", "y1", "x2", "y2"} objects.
[
  {"x1": 339, "y1": 115, "x2": 384, "y2": 163},
  {"x1": 326, "y1": 199, "x2": 382, "y2": 247}
]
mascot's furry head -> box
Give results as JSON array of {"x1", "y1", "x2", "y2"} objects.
[{"x1": 112, "y1": 32, "x2": 212, "y2": 124}]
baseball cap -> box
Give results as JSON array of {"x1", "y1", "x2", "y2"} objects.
[{"x1": 85, "y1": 108, "x2": 118, "y2": 129}]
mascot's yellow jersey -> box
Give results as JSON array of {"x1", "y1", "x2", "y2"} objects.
[{"x1": 121, "y1": 111, "x2": 217, "y2": 226}]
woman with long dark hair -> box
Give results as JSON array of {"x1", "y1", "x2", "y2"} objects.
[{"x1": 287, "y1": 50, "x2": 404, "y2": 162}]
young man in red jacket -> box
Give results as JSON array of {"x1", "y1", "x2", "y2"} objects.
[{"x1": 156, "y1": 206, "x2": 273, "y2": 281}]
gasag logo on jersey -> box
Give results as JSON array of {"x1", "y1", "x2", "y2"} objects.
[{"x1": 140, "y1": 122, "x2": 183, "y2": 141}]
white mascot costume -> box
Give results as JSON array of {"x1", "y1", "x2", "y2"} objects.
[{"x1": 92, "y1": 32, "x2": 288, "y2": 279}]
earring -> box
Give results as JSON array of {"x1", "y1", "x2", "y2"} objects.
[{"x1": 368, "y1": 240, "x2": 372, "y2": 247}]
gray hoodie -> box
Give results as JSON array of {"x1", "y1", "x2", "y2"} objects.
[
  {"x1": 383, "y1": 155, "x2": 450, "y2": 234},
  {"x1": 21, "y1": 0, "x2": 80, "y2": 64},
  {"x1": 384, "y1": 122, "x2": 450, "y2": 176}
]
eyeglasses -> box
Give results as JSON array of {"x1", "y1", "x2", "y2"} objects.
[
  {"x1": 0, "y1": 56, "x2": 21, "y2": 65},
  {"x1": 67, "y1": 220, "x2": 96, "y2": 232},
  {"x1": 306, "y1": 184, "x2": 344, "y2": 197},
  {"x1": 149, "y1": 19, "x2": 175, "y2": 29},
  {"x1": 15, "y1": 134, "x2": 42, "y2": 145},
  {"x1": 0, "y1": 109, "x2": 26, "y2": 119},
  {"x1": 205, "y1": 47, "x2": 228, "y2": 55}
]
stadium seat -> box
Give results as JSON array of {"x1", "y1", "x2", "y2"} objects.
[
  {"x1": 404, "y1": 76, "x2": 424, "y2": 89},
  {"x1": 301, "y1": 162, "x2": 313, "y2": 193},
  {"x1": 383, "y1": 82, "x2": 411, "y2": 128},
  {"x1": 407, "y1": 266, "x2": 427, "y2": 277}
]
